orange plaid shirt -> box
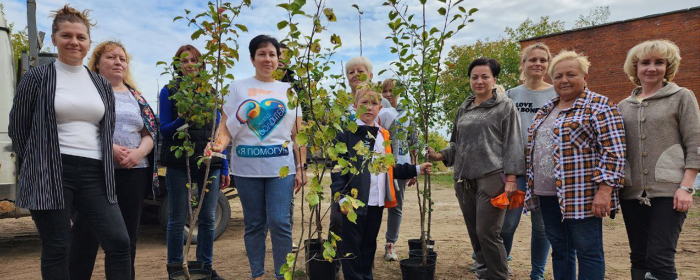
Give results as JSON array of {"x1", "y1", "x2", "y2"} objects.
[{"x1": 524, "y1": 90, "x2": 626, "y2": 220}]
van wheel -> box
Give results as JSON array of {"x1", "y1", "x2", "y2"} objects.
[{"x1": 158, "y1": 190, "x2": 231, "y2": 244}]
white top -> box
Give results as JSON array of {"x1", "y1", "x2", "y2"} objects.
[
  {"x1": 378, "y1": 107, "x2": 412, "y2": 164},
  {"x1": 223, "y1": 77, "x2": 301, "y2": 177},
  {"x1": 54, "y1": 60, "x2": 104, "y2": 160},
  {"x1": 113, "y1": 90, "x2": 148, "y2": 168},
  {"x1": 366, "y1": 120, "x2": 387, "y2": 206}
]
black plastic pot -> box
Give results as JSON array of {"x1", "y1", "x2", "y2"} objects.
[
  {"x1": 408, "y1": 249, "x2": 438, "y2": 263},
  {"x1": 399, "y1": 257, "x2": 436, "y2": 280},
  {"x1": 407, "y1": 239, "x2": 435, "y2": 251},
  {"x1": 169, "y1": 269, "x2": 212, "y2": 280},
  {"x1": 305, "y1": 238, "x2": 324, "y2": 253},
  {"x1": 306, "y1": 257, "x2": 336, "y2": 280},
  {"x1": 166, "y1": 261, "x2": 204, "y2": 276}
]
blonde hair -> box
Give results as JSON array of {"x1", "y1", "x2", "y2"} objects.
[
  {"x1": 50, "y1": 4, "x2": 95, "y2": 36},
  {"x1": 346, "y1": 56, "x2": 373, "y2": 80},
  {"x1": 623, "y1": 40, "x2": 681, "y2": 86},
  {"x1": 381, "y1": 78, "x2": 395, "y2": 92},
  {"x1": 354, "y1": 86, "x2": 381, "y2": 105},
  {"x1": 87, "y1": 41, "x2": 139, "y2": 92},
  {"x1": 549, "y1": 50, "x2": 591, "y2": 77},
  {"x1": 519, "y1": 42, "x2": 552, "y2": 81}
]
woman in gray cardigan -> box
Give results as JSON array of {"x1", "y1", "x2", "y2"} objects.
[
  {"x1": 428, "y1": 58, "x2": 524, "y2": 280},
  {"x1": 618, "y1": 40, "x2": 700, "y2": 280}
]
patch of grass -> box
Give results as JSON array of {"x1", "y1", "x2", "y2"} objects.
[{"x1": 425, "y1": 172, "x2": 454, "y2": 189}]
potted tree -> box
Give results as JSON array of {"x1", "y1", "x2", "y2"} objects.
[{"x1": 381, "y1": 0, "x2": 478, "y2": 279}]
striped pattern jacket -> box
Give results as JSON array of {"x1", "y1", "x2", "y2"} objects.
[
  {"x1": 524, "y1": 90, "x2": 626, "y2": 220},
  {"x1": 9, "y1": 62, "x2": 116, "y2": 210}
]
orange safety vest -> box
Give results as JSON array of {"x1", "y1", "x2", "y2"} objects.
[{"x1": 379, "y1": 127, "x2": 398, "y2": 208}]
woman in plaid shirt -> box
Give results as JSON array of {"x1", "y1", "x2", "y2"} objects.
[{"x1": 524, "y1": 50, "x2": 626, "y2": 280}]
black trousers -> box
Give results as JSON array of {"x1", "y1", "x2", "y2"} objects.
[
  {"x1": 69, "y1": 168, "x2": 151, "y2": 280},
  {"x1": 621, "y1": 198, "x2": 687, "y2": 280},
  {"x1": 30, "y1": 154, "x2": 131, "y2": 280},
  {"x1": 330, "y1": 199, "x2": 344, "y2": 272},
  {"x1": 341, "y1": 206, "x2": 383, "y2": 280}
]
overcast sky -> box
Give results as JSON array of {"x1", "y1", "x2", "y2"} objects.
[{"x1": 3, "y1": 0, "x2": 697, "y2": 107}]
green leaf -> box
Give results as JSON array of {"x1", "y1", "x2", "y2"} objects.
[
  {"x1": 234, "y1": 24, "x2": 248, "y2": 32},
  {"x1": 438, "y1": 7, "x2": 446, "y2": 15},
  {"x1": 307, "y1": 192, "x2": 320, "y2": 207},
  {"x1": 173, "y1": 16, "x2": 183, "y2": 22},
  {"x1": 469, "y1": 8, "x2": 478, "y2": 15},
  {"x1": 347, "y1": 121, "x2": 358, "y2": 133},
  {"x1": 295, "y1": 132, "x2": 308, "y2": 146},
  {"x1": 323, "y1": 8, "x2": 337, "y2": 22},
  {"x1": 277, "y1": 20, "x2": 289, "y2": 30},
  {"x1": 174, "y1": 149, "x2": 183, "y2": 158},
  {"x1": 347, "y1": 210, "x2": 357, "y2": 224},
  {"x1": 279, "y1": 166, "x2": 290, "y2": 178},
  {"x1": 191, "y1": 29, "x2": 204, "y2": 40},
  {"x1": 335, "y1": 142, "x2": 348, "y2": 154},
  {"x1": 330, "y1": 34, "x2": 342, "y2": 46}
]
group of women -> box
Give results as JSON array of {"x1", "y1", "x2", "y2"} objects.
[
  {"x1": 7, "y1": 3, "x2": 699, "y2": 280},
  {"x1": 8, "y1": 4, "x2": 304, "y2": 280},
  {"x1": 428, "y1": 39, "x2": 698, "y2": 280}
]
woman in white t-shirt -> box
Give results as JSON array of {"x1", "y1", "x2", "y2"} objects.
[{"x1": 213, "y1": 35, "x2": 306, "y2": 280}]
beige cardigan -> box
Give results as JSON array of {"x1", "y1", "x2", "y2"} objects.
[{"x1": 618, "y1": 82, "x2": 700, "y2": 200}]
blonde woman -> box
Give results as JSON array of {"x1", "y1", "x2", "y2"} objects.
[
  {"x1": 524, "y1": 50, "x2": 626, "y2": 280},
  {"x1": 618, "y1": 40, "x2": 700, "y2": 280},
  {"x1": 502, "y1": 43, "x2": 555, "y2": 280},
  {"x1": 68, "y1": 41, "x2": 157, "y2": 280}
]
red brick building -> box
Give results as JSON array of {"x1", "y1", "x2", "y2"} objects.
[{"x1": 520, "y1": 7, "x2": 700, "y2": 103}]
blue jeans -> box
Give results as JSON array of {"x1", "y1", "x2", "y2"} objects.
[
  {"x1": 540, "y1": 196, "x2": 605, "y2": 280},
  {"x1": 501, "y1": 177, "x2": 550, "y2": 279},
  {"x1": 234, "y1": 175, "x2": 294, "y2": 279},
  {"x1": 166, "y1": 166, "x2": 221, "y2": 267}
]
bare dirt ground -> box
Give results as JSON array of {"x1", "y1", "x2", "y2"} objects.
[{"x1": 1, "y1": 175, "x2": 699, "y2": 280}]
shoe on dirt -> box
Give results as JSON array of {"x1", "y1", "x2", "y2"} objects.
[{"x1": 384, "y1": 243, "x2": 398, "y2": 261}]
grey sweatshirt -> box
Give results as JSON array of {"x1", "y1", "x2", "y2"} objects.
[
  {"x1": 505, "y1": 85, "x2": 557, "y2": 146},
  {"x1": 440, "y1": 92, "x2": 526, "y2": 180}
]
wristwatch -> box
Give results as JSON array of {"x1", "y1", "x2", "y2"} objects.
[{"x1": 679, "y1": 185, "x2": 695, "y2": 195}]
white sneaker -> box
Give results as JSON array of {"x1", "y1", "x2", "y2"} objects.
[
  {"x1": 384, "y1": 243, "x2": 398, "y2": 261},
  {"x1": 469, "y1": 261, "x2": 478, "y2": 272}
]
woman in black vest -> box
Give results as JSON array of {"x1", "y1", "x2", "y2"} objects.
[
  {"x1": 8, "y1": 5, "x2": 131, "y2": 280},
  {"x1": 159, "y1": 45, "x2": 229, "y2": 280}
]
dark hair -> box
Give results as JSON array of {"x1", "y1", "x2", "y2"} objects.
[
  {"x1": 173, "y1": 44, "x2": 203, "y2": 76},
  {"x1": 249, "y1": 35, "x2": 280, "y2": 58},
  {"x1": 467, "y1": 58, "x2": 501, "y2": 77}
]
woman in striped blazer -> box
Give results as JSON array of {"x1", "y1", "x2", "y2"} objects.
[{"x1": 8, "y1": 5, "x2": 131, "y2": 280}]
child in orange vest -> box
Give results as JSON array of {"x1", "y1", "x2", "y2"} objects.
[{"x1": 331, "y1": 88, "x2": 432, "y2": 280}]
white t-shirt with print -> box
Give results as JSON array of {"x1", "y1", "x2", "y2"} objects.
[{"x1": 223, "y1": 77, "x2": 302, "y2": 177}]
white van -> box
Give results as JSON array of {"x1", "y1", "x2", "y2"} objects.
[{"x1": 0, "y1": 11, "x2": 27, "y2": 218}]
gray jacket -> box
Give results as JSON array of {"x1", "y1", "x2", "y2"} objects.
[
  {"x1": 619, "y1": 82, "x2": 700, "y2": 200},
  {"x1": 441, "y1": 92, "x2": 525, "y2": 180}
]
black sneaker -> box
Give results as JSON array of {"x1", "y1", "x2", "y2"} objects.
[{"x1": 205, "y1": 266, "x2": 226, "y2": 280}]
